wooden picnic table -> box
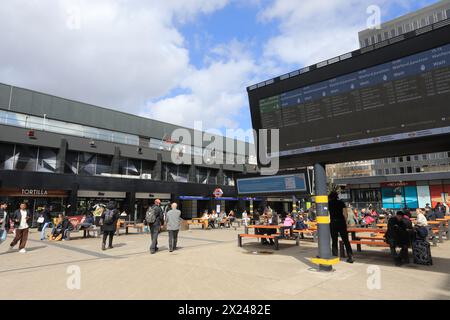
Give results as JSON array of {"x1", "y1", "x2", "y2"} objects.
[
  {"x1": 340, "y1": 227, "x2": 388, "y2": 256},
  {"x1": 239, "y1": 224, "x2": 298, "y2": 249}
]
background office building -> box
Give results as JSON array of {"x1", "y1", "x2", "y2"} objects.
[
  {"x1": 359, "y1": 0, "x2": 450, "y2": 48},
  {"x1": 328, "y1": 2, "x2": 450, "y2": 182},
  {"x1": 0, "y1": 83, "x2": 259, "y2": 221}
]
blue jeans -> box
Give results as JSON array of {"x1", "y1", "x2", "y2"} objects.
[{"x1": 40, "y1": 222, "x2": 52, "y2": 240}]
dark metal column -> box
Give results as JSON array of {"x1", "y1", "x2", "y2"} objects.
[
  {"x1": 153, "y1": 153, "x2": 162, "y2": 181},
  {"x1": 312, "y1": 163, "x2": 336, "y2": 271},
  {"x1": 111, "y1": 146, "x2": 121, "y2": 174},
  {"x1": 56, "y1": 139, "x2": 68, "y2": 174}
]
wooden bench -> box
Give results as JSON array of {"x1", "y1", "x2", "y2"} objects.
[
  {"x1": 292, "y1": 229, "x2": 318, "y2": 244},
  {"x1": 340, "y1": 238, "x2": 389, "y2": 257},
  {"x1": 187, "y1": 220, "x2": 208, "y2": 229},
  {"x1": 66, "y1": 225, "x2": 99, "y2": 240},
  {"x1": 238, "y1": 234, "x2": 279, "y2": 250}
]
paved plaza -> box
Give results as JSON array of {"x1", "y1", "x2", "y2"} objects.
[{"x1": 0, "y1": 227, "x2": 449, "y2": 300}]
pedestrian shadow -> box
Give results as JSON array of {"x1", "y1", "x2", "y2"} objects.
[
  {"x1": 112, "y1": 243, "x2": 127, "y2": 248},
  {"x1": 25, "y1": 245, "x2": 47, "y2": 253},
  {"x1": 0, "y1": 245, "x2": 47, "y2": 255}
]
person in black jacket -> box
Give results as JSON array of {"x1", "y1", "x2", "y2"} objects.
[
  {"x1": 385, "y1": 211, "x2": 413, "y2": 266},
  {"x1": 9, "y1": 203, "x2": 32, "y2": 253},
  {"x1": 40, "y1": 205, "x2": 53, "y2": 240},
  {"x1": 100, "y1": 201, "x2": 120, "y2": 251},
  {"x1": 148, "y1": 199, "x2": 164, "y2": 254},
  {"x1": 0, "y1": 201, "x2": 10, "y2": 241},
  {"x1": 329, "y1": 192, "x2": 354, "y2": 263}
]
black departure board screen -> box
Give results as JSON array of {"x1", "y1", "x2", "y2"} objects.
[{"x1": 248, "y1": 24, "x2": 450, "y2": 166}]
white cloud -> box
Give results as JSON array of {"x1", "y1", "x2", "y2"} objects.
[
  {"x1": 259, "y1": 0, "x2": 425, "y2": 68},
  {"x1": 144, "y1": 39, "x2": 259, "y2": 130},
  {"x1": 0, "y1": 0, "x2": 228, "y2": 113}
]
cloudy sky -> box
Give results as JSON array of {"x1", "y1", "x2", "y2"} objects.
[{"x1": 0, "y1": 0, "x2": 437, "y2": 136}]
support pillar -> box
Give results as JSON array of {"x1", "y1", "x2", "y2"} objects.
[
  {"x1": 153, "y1": 153, "x2": 162, "y2": 181},
  {"x1": 311, "y1": 163, "x2": 338, "y2": 271},
  {"x1": 292, "y1": 195, "x2": 297, "y2": 213},
  {"x1": 56, "y1": 139, "x2": 68, "y2": 174},
  {"x1": 111, "y1": 146, "x2": 121, "y2": 174}
]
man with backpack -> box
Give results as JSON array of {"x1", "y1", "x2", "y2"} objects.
[
  {"x1": 100, "y1": 201, "x2": 120, "y2": 251},
  {"x1": 147, "y1": 199, "x2": 164, "y2": 254}
]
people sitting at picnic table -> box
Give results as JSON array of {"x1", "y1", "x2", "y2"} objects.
[
  {"x1": 79, "y1": 212, "x2": 95, "y2": 238},
  {"x1": 206, "y1": 210, "x2": 216, "y2": 229},
  {"x1": 434, "y1": 202, "x2": 446, "y2": 219},
  {"x1": 414, "y1": 208, "x2": 429, "y2": 240},
  {"x1": 228, "y1": 210, "x2": 236, "y2": 225},
  {"x1": 49, "y1": 214, "x2": 73, "y2": 241},
  {"x1": 385, "y1": 211, "x2": 414, "y2": 266},
  {"x1": 241, "y1": 210, "x2": 249, "y2": 226},
  {"x1": 218, "y1": 211, "x2": 229, "y2": 228},
  {"x1": 282, "y1": 214, "x2": 294, "y2": 238},
  {"x1": 211, "y1": 210, "x2": 218, "y2": 222},
  {"x1": 256, "y1": 210, "x2": 278, "y2": 246}
]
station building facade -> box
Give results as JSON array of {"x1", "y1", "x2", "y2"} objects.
[
  {"x1": 335, "y1": 172, "x2": 450, "y2": 211},
  {"x1": 0, "y1": 83, "x2": 259, "y2": 222}
]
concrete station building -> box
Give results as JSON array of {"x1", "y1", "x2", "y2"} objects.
[{"x1": 0, "y1": 82, "x2": 263, "y2": 222}]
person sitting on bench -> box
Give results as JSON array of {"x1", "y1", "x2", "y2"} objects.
[
  {"x1": 79, "y1": 212, "x2": 95, "y2": 238},
  {"x1": 385, "y1": 211, "x2": 413, "y2": 266},
  {"x1": 259, "y1": 211, "x2": 278, "y2": 246},
  {"x1": 282, "y1": 214, "x2": 294, "y2": 238},
  {"x1": 50, "y1": 214, "x2": 73, "y2": 241}
]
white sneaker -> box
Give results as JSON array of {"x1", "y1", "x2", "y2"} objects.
[{"x1": 19, "y1": 248, "x2": 26, "y2": 253}]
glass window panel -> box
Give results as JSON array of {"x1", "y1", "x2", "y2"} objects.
[
  {"x1": 37, "y1": 147, "x2": 57, "y2": 173},
  {"x1": 126, "y1": 158, "x2": 141, "y2": 176},
  {"x1": 149, "y1": 138, "x2": 165, "y2": 150},
  {"x1": 177, "y1": 165, "x2": 189, "y2": 183},
  {"x1": 78, "y1": 152, "x2": 96, "y2": 176},
  {"x1": 0, "y1": 143, "x2": 15, "y2": 170},
  {"x1": 197, "y1": 167, "x2": 208, "y2": 184},
  {"x1": 141, "y1": 160, "x2": 154, "y2": 176},
  {"x1": 27, "y1": 115, "x2": 44, "y2": 130},
  {"x1": 96, "y1": 155, "x2": 112, "y2": 175},
  {"x1": 208, "y1": 169, "x2": 218, "y2": 185},
  {"x1": 65, "y1": 151, "x2": 79, "y2": 174},
  {"x1": 14, "y1": 145, "x2": 38, "y2": 171}
]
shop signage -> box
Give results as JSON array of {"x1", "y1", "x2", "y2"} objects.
[
  {"x1": 0, "y1": 188, "x2": 68, "y2": 197},
  {"x1": 22, "y1": 189, "x2": 48, "y2": 196},
  {"x1": 77, "y1": 190, "x2": 126, "y2": 198},
  {"x1": 135, "y1": 193, "x2": 171, "y2": 200},
  {"x1": 380, "y1": 181, "x2": 417, "y2": 188},
  {"x1": 213, "y1": 188, "x2": 224, "y2": 198}
]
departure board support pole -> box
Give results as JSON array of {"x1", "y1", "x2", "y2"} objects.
[{"x1": 311, "y1": 163, "x2": 337, "y2": 271}]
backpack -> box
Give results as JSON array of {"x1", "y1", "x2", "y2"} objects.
[
  {"x1": 103, "y1": 209, "x2": 115, "y2": 225},
  {"x1": 415, "y1": 226, "x2": 428, "y2": 240},
  {"x1": 145, "y1": 206, "x2": 158, "y2": 225}
]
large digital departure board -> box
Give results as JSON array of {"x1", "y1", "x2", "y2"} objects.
[{"x1": 248, "y1": 23, "x2": 450, "y2": 168}]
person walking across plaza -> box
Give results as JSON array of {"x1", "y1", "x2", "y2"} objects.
[
  {"x1": 147, "y1": 199, "x2": 164, "y2": 254},
  {"x1": 0, "y1": 201, "x2": 10, "y2": 244},
  {"x1": 40, "y1": 205, "x2": 53, "y2": 240},
  {"x1": 328, "y1": 192, "x2": 354, "y2": 263},
  {"x1": 9, "y1": 203, "x2": 32, "y2": 253},
  {"x1": 100, "y1": 201, "x2": 120, "y2": 251},
  {"x1": 166, "y1": 202, "x2": 182, "y2": 252}
]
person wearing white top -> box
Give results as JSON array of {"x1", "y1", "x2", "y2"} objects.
[
  {"x1": 415, "y1": 209, "x2": 428, "y2": 227},
  {"x1": 9, "y1": 203, "x2": 31, "y2": 253}
]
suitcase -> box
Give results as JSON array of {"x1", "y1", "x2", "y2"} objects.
[{"x1": 412, "y1": 239, "x2": 433, "y2": 266}]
